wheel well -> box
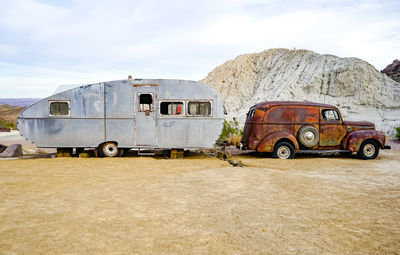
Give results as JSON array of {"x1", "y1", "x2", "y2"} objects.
[
  {"x1": 98, "y1": 141, "x2": 119, "y2": 148},
  {"x1": 274, "y1": 138, "x2": 295, "y2": 149},
  {"x1": 362, "y1": 138, "x2": 382, "y2": 148}
]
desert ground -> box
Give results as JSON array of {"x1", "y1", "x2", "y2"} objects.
[{"x1": 0, "y1": 133, "x2": 399, "y2": 254}]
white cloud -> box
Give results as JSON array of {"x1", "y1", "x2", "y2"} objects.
[{"x1": 0, "y1": 0, "x2": 399, "y2": 97}]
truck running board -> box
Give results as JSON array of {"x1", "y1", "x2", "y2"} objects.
[{"x1": 298, "y1": 150, "x2": 351, "y2": 153}]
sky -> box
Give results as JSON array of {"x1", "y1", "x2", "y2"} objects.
[{"x1": 0, "y1": 0, "x2": 399, "y2": 98}]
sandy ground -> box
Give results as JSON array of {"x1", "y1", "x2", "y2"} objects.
[{"x1": 0, "y1": 146, "x2": 399, "y2": 254}]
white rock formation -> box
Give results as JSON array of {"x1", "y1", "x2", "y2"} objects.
[{"x1": 202, "y1": 48, "x2": 400, "y2": 136}]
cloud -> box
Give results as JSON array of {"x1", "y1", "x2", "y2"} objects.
[{"x1": 0, "y1": 0, "x2": 399, "y2": 97}]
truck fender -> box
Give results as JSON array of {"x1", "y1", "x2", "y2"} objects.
[
  {"x1": 256, "y1": 131, "x2": 299, "y2": 153},
  {"x1": 343, "y1": 130, "x2": 385, "y2": 152}
]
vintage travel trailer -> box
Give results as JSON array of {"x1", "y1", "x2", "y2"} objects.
[{"x1": 17, "y1": 79, "x2": 225, "y2": 157}]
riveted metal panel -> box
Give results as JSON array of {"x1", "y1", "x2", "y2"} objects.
[
  {"x1": 157, "y1": 118, "x2": 223, "y2": 148},
  {"x1": 18, "y1": 118, "x2": 104, "y2": 147},
  {"x1": 105, "y1": 81, "x2": 134, "y2": 118},
  {"x1": 105, "y1": 119, "x2": 134, "y2": 147}
]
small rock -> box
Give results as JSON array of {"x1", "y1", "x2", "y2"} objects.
[
  {"x1": 22, "y1": 146, "x2": 38, "y2": 155},
  {"x1": 0, "y1": 144, "x2": 23, "y2": 157}
]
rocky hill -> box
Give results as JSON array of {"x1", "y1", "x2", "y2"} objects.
[
  {"x1": 381, "y1": 59, "x2": 400, "y2": 83},
  {"x1": 202, "y1": 48, "x2": 400, "y2": 136}
]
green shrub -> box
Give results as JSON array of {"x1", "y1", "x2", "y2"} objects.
[
  {"x1": 218, "y1": 119, "x2": 243, "y2": 143},
  {"x1": 396, "y1": 126, "x2": 400, "y2": 139},
  {"x1": 0, "y1": 118, "x2": 16, "y2": 129}
]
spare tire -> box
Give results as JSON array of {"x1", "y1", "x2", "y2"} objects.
[{"x1": 298, "y1": 125, "x2": 319, "y2": 148}]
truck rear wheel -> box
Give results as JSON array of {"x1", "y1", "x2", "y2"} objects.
[
  {"x1": 272, "y1": 141, "x2": 295, "y2": 159},
  {"x1": 358, "y1": 140, "x2": 379, "y2": 160}
]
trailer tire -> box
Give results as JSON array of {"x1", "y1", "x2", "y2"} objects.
[
  {"x1": 297, "y1": 125, "x2": 319, "y2": 148},
  {"x1": 97, "y1": 147, "x2": 104, "y2": 157},
  {"x1": 100, "y1": 142, "x2": 119, "y2": 157}
]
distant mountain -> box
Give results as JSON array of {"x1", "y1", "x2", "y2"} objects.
[{"x1": 0, "y1": 98, "x2": 41, "y2": 107}]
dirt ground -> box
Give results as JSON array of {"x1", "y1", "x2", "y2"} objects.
[{"x1": 0, "y1": 147, "x2": 399, "y2": 254}]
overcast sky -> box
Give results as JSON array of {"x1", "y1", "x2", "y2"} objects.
[{"x1": 0, "y1": 0, "x2": 399, "y2": 97}]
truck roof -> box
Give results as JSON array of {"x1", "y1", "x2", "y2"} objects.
[{"x1": 253, "y1": 101, "x2": 338, "y2": 109}]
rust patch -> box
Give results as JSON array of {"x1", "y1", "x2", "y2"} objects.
[
  {"x1": 344, "y1": 130, "x2": 386, "y2": 152},
  {"x1": 256, "y1": 131, "x2": 299, "y2": 153}
]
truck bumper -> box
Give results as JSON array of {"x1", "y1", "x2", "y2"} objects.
[{"x1": 383, "y1": 145, "x2": 391, "y2": 150}]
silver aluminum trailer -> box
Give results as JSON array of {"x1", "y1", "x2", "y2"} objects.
[{"x1": 17, "y1": 79, "x2": 225, "y2": 157}]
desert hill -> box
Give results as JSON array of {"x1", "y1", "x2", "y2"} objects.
[
  {"x1": 202, "y1": 48, "x2": 400, "y2": 136},
  {"x1": 0, "y1": 104, "x2": 24, "y2": 129}
]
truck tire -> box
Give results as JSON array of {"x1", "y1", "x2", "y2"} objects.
[
  {"x1": 358, "y1": 140, "x2": 379, "y2": 160},
  {"x1": 100, "y1": 142, "x2": 120, "y2": 157},
  {"x1": 272, "y1": 141, "x2": 295, "y2": 159},
  {"x1": 298, "y1": 125, "x2": 319, "y2": 148}
]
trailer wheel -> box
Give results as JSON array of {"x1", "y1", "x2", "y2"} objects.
[
  {"x1": 118, "y1": 148, "x2": 125, "y2": 157},
  {"x1": 100, "y1": 142, "x2": 119, "y2": 157},
  {"x1": 272, "y1": 141, "x2": 295, "y2": 159},
  {"x1": 358, "y1": 140, "x2": 379, "y2": 160}
]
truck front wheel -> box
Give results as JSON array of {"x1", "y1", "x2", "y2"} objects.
[{"x1": 358, "y1": 140, "x2": 379, "y2": 160}]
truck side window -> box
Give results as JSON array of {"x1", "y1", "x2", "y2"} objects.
[
  {"x1": 188, "y1": 102, "x2": 211, "y2": 116},
  {"x1": 139, "y1": 94, "x2": 153, "y2": 111},
  {"x1": 49, "y1": 101, "x2": 69, "y2": 116},
  {"x1": 322, "y1": 109, "x2": 339, "y2": 121},
  {"x1": 160, "y1": 102, "x2": 183, "y2": 115},
  {"x1": 246, "y1": 109, "x2": 255, "y2": 120}
]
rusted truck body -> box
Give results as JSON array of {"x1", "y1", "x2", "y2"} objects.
[
  {"x1": 240, "y1": 101, "x2": 391, "y2": 159},
  {"x1": 17, "y1": 79, "x2": 224, "y2": 157}
]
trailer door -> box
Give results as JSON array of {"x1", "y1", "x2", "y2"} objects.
[{"x1": 134, "y1": 85, "x2": 157, "y2": 147}]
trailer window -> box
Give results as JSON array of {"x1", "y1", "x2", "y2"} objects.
[
  {"x1": 188, "y1": 102, "x2": 211, "y2": 116},
  {"x1": 49, "y1": 101, "x2": 69, "y2": 116},
  {"x1": 160, "y1": 102, "x2": 183, "y2": 115},
  {"x1": 139, "y1": 94, "x2": 153, "y2": 111}
]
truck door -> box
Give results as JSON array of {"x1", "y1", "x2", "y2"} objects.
[
  {"x1": 319, "y1": 108, "x2": 343, "y2": 147},
  {"x1": 134, "y1": 84, "x2": 157, "y2": 147}
]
